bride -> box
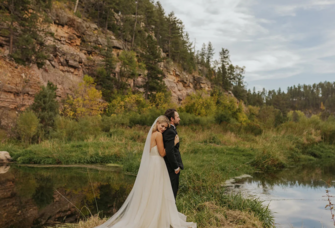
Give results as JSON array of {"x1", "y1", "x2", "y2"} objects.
[{"x1": 96, "y1": 115, "x2": 197, "y2": 228}]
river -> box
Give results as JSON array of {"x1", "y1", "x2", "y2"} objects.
[
  {"x1": 229, "y1": 166, "x2": 335, "y2": 227},
  {"x1": 2, "y1": 164, "x2": 335, "y2": 227},
  {"x1": 0, "y1": 164, "x2": 134, "y2": 228}
]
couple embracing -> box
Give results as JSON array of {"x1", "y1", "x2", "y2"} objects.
[{"x1": 96, "y1": 109, "x2": 197, "y2": 228}]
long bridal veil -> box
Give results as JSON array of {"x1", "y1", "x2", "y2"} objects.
[
  {"x1": 95, "y1": 118, "x2": 160, "y2": 228},
  {"x1": 95, "y1": 118, "x2": 196, "y2": 228}
]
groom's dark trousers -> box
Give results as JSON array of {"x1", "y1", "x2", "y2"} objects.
[{"x1": 163, "y1": 126, "x2": 184, "y2": 199}]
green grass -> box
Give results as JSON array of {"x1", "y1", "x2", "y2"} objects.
[{"x1": 4, "y1": 123, "x2": 335, "y2": 227}]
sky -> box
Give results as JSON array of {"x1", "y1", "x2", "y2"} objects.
[{"x1": 157, "y1": 0, "x2": 335, "y2": 92}]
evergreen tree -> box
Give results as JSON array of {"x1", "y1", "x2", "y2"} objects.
[
  {"x1": 141, "y1": 35, "x2": 165, "y2": 99},
  {"x1": 95, "y1": 39, "x2": 117, "y2": 102},
  {"x1": 218, "y1": 48, "x2": 230, "y2": 90},
  {"x1": 167, "y1": 12, "x2": 182, "y2": 60},
  {"x1": 199, "y1": 43, "x2": 206, "y2": 65},
  {"x1": 206, "y1": 41, "x2": 215, "y2": 67},
  {"x1": 0, "y1": 0, "x2": 48, "y2": 67},
  {"x1": 31, "y1": 82, "x2": 59, "y2": 136},
  {"x1": 154, "y1": 1, "x2": 167, "y2": 48}
]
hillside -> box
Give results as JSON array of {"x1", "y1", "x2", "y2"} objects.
[{"x1": 0, "y1": 2, "x2": 212, "y2": 126}]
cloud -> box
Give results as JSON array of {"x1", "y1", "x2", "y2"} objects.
[
  {"x1": 273, "y1": 0, "x2": 335, "y2": 16},
  {"x1": 158, "y1": 0, "x2": 335, "y2": 91}
]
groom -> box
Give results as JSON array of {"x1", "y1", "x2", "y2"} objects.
[{"x1": 163, "y1": 109, "x2": 184, "y2": 199}]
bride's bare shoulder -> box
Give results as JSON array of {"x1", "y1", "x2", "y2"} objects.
[
  {"x1": 152, "y1": 131, "x2": 161, "y2": 138},
  {"x1": 154, "y1": 131, "x2": 163, "y2": 139}
]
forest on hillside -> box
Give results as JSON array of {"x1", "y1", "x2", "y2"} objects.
[
  {"x1": 1, "y1": 0, "x2": 335, "y2": 127},
  {"x1": 0, "y1": 0, "x2": 247, "y2": 100},
  {"x1": 247, "y1": 82, "x2": 335, "y2": 114}
]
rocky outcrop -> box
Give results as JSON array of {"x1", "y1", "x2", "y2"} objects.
[
  {"x1": 0, "y1": 5, "x2": 212, "y2": 126},
  {"x1": 0, "y1": 152, "x2": 12, "y2": 163},
  {"x1": 162, "y1": 62, "x2": 211, "y2": 103}
]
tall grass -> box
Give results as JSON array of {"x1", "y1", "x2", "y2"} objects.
[{"x1": 4, "y1": 114, "x2": 335, "y2": 227}]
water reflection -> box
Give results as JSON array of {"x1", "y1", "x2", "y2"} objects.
[
  {"x1": 0, "y1": 164, "x2": 134, "y2": 228},
  {"x1": 0, "y1": 163, "x2": 10, "y2": 174},
  {"x1": 236, "y1": 166, "x2": 335, "y2": 228}
]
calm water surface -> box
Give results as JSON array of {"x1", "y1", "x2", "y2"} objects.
[
  {"x1": 0, "y1": 164, "x2": 134, "y2": 228},
  {"x1": 2, "y1": 164, "x2": 335, "y2": 227},
  {"x1": 234, "y1": 166, "x2": 335, "y2": 228}
]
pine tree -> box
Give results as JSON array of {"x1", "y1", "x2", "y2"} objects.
[
  {"x1": 218, "y1": 48, "x2": 230, "y2": 90},
  {"x1": 167, "y1": 12, "x2": 182, "y2": 60},
  {"x1": 119, "y1": 50, "x2": 145, "y2": 87},
  {"x1": 154, "y1": 1, "x2": 167, "y2": 48},
  {"x1": 206, "y1": 41, "x2": 215, "y2": 67},
  {"x1": 199, "y1": 43, "x2": 206, "y2": 65},
  {"x1": 141, "y1": 35, "x2": 165, "y2": 99},
  {"x1": 95, "y1": 38, "x2": 117, "y2": 102},
  {"x1": 31, "y1": 82, "x2": 59, "y2": 136},
  {"x1": 0, "y1": 0, "x2": 48, "y2": 67}
]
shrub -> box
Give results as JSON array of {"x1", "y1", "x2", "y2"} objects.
[
  {"x1": 320, "y1": 121, "x2": 335, "y2": 144},
  {"x1": 150, "y1": 92, "x2": 174, "y2": 110},
  {"x1": 183, "y1": 90, "x2": 216, "y2": 117},
  {"x1": 17, "y1": 110, "x2": 39, "y2": 143},
  {"x1": 52, "y1": 116, "x2": 79, "y2": 141},
  {"x1": 215, "y1": 110, "x2": 232, "y2": 124},
  {"x1": 77, "y1": 116, "x2": 102, "y2": 139},
  {"x1": 101, "y1": 115, "x2": 129, "y2": 132},
  {"x1": 128, "y1": 108, "x2": 163, "y2": 126},
  {"x1": 243, "y1": 122, "x2": 263, "y2": 136},
  {"x1": 177, "y1": 112, "x2": 215, "y2": 126},
  {"x1": 247, "y1": 105, "x2": 260, "y2": 121},
  {"x1": 108, "y1": 93, "x2": 151, "y2": 115},
  {"x1": 226, "y1": 123, "x2": 243, "y2": 135},
  {"x1": 287, "y1": 110, "x2": 306, "y2": 122},
  {"x1": 257, "y1": 106, "x2": 277, "y2": 128},
  {"x1": 52, "y1": 116, "x2": 101, "y2": 141},
  {"x1": 304, "y1": 143, "x2": 335, "y2": 163},
  {"x1": 62, "y1": 75, "x2": 107, "y2": 118}
]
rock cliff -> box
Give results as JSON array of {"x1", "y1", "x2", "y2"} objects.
[{"x1": 0, "y1": 6, "x2": 212, "y2": 126}]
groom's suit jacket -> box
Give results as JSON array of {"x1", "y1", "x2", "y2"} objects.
[{"x1": 163, "y1": 126, "x2": 184, "y2": 173}]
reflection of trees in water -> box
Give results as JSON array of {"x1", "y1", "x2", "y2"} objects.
[
  {"x1": 85, "y1": 182, "x2": 130, "y2": 218},
  {"x1": 32, "y1": 176, "x2": 55, "y2": 209},
  {"x1": 1, "y1": 166, "x2": 134, "y2": 227},
  {"x1": 243, "y1": 165, "x2": 335, "y2": 190}
]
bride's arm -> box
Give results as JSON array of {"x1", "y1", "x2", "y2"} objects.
[{"x1": 155, "y1": 133, "x2": 166, "y2": 157}]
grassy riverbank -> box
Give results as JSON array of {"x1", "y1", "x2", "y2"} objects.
[
  {"x1": 3, "y1": 120, "x2": 335, "y2": 227},
  {"x1": 2, "y1": 121, "x2": 332, "y2": 171}
]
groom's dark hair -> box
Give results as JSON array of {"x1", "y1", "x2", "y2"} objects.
[{"x1": 165, "y1": 109, "x2": 176, "y2": 121}]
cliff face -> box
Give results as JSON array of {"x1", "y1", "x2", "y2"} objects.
[{"x1": 0, "y1": 6, "x2": 212, "y2": 126}]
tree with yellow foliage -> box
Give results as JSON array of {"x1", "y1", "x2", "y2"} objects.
[
  {"x1": 108, "y1": 92, "x2": 150, "y2": 115},
  {"x1": 236, "y1": 101, "x2": 249, "y2": 125},
  {"x1": 62, "y1": 75, "x2": 107, "y2": 118},
  {"x1": 150, "y1": 92, "x2": 174, "y2": 111},
  {"x1": 183, "y1": 90, "x2": 216, "y2": 117}
]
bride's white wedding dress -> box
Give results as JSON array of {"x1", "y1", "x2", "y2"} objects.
[{"x1": 96, "y1": 119, "x2": 196, "y2": 228}]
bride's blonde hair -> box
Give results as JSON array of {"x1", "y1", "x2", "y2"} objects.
[{"x1": 152, "y1": 115, "x2": 170, "y2": 133}]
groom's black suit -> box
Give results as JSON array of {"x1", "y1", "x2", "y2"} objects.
[{"x1": 163, "y1": 126, "x2": 184, "y2": 199}]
